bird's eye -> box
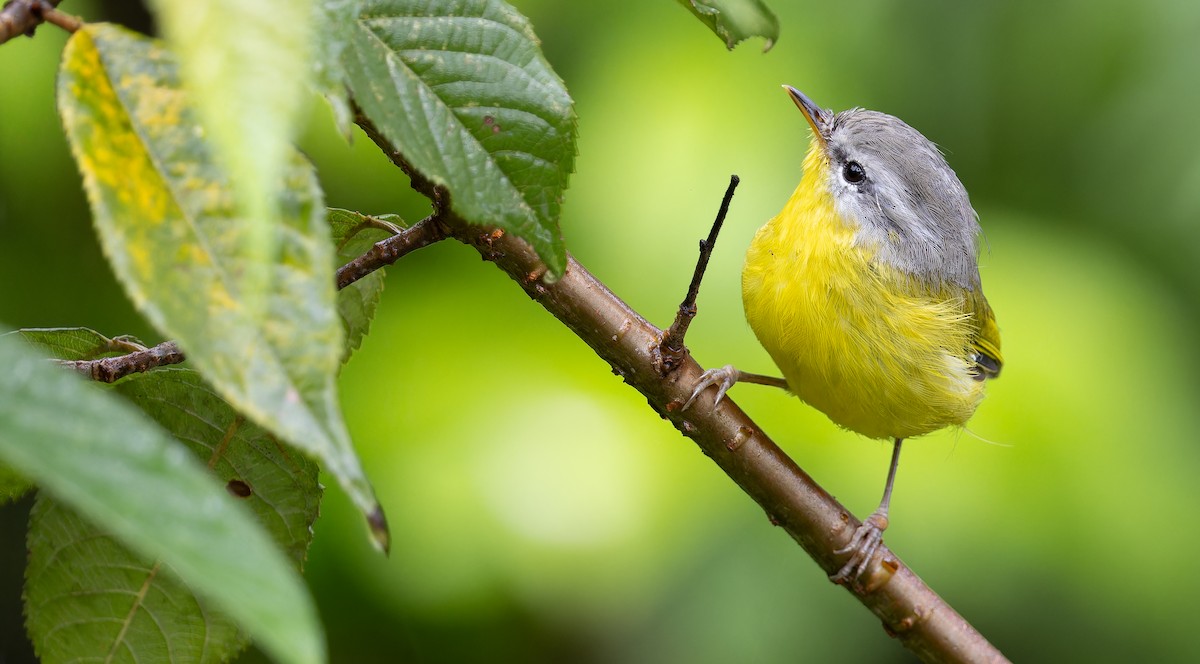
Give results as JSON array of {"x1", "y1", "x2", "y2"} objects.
[{"x1": 842, "y1": 161, "x2": 866, "y2": 184}]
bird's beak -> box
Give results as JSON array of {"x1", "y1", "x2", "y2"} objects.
[{"x1": 784, "y1": 85, "x2": 830, "y2": 150}]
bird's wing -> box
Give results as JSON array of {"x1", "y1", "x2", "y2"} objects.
[{"x1": 968, "y1": 291, "x2": 1002, "y2": 380}]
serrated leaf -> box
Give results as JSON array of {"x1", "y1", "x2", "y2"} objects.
[
  {"x1": 25, "y1": 366, "x2": 321, "y2": 663},
  {"x1": 327, "y1": 208, "x2": 406, "y2": 360},
  {"x1": 0, "y1": 331, "x2": 323, "y2": 664},
  {"x1": 343, "y1": 0, "x2": 576, "y2": 278},
  {"x1": 26, "y1": 496, "x2": 247, "y2": 664},
  {"x1": 57, "y1": 24, "x2": 386, "y2": 548},
  {"x1": 146, "y1": 0, "x2": 317, "y2": 305},
  {"x1": 677, "y1": 0, "x2": 779, "y2": 51},
  {"x1": 111, "y1": 369, "x2": 322, "y2": 565}
]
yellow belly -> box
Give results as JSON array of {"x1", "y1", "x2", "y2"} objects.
[{"x1": 742, "y1": 179, "x2": 984, "y2": 440}]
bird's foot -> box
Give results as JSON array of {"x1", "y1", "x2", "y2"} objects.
[
  {"x1": 682, "y1": 364, "x2": 740, "y2": 410},
  {"x1": 830, "y1": 510, "x2": 889, "y2": 585}
]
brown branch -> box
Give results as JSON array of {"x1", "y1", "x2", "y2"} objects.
[
  {"x1": 336, "y1": 215, "x2": 448, "y2": 289},
  {"x1": 0, "y1": 0, "x2": 71, "y2": 44},
  {"x1": 60, "y1": 340, "x2": 184, "y2": 383},
  {"x1": 352, "y1": 118, "x2": 1007, "y2": 663},
  {"x1": 657, "y1": 174, "x2": 739, "y2": 374},
  {"x1": 353, "y1": 106, "x2": 445, "y2": 205}
]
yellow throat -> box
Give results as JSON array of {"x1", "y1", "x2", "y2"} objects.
[{"x1": 741, "y1": 145, "x2": 990, "y2": 440}]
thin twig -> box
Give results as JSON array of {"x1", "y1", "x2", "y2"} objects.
[
  {"x1": 59, "y1": 341, "x2": 185, "y2": 383},
  {"x1": 0, "y1": 0, "x2": 65, "y2": 44},
  {"x1": 336, "y1": 216, "x2": 448, "y2": 289},
  {"x1": 657, "y1": 174, "x2": 739, "y2": 374},
  {"x1": 37, "y1": 1, "x2": 79, "y2": 33}
]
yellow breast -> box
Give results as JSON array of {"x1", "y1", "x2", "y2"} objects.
[{"x1": 742, "y1": 151, "x2": 984, "y2": 440}]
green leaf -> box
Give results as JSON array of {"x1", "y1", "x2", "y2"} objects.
[
  {"x1": 0, "y1": 461, "x2": 30, "y2": 505},
  {"x1": 25, "y1": 367, "x2": 322, "y2": 663},
  {"x1": 57, "y1": 25, "x2": 386, "y2": 548},
  {"x1": 111, "y1": 369, "x2": 323, "y2": 566},
  {"x1": 327, "y1": 208, "x2": 405, "y2": 360},
  {"x1": 26, "y1": 497, "x2": 247, "y2": 664},
  {"x1": 343, "y1": 0, "x2": 576, "y2": 278},
  {"x1": 312, "y1": 0, "x2": 364, "y2": 135},
  {"x1": 17, "y1": 326, "x2": 146, "y2": 361},
  {"x1": 0, "y1": 332, "x2": 323, "y2": 664},
  {"x1": 676, "y1": 0, "x2": 779, "y2": 51},
  {"x1": 4, "y1": 327, "x2": 135, "y2": 505},
  {"x1": 145, "y1": 0, "x2": 317, "y2": 306}
]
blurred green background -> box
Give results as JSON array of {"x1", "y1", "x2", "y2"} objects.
[{"x1": 3, "y1": 1, "x2": 1200, "y2": 662}]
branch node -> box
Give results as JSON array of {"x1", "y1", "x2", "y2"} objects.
[
  {"x1": 471, "y1": 228, "x2": 507, "y2": 263},
  {"x1": 728, "y1": 425, "x2": 752, "y2": 451},
  {"x1": 523, "y1": 266, "x2": 547, "y2": 285},
  {"x1": 852, "y1": 556, "x2": 899, "y2": 594},
  {"x1": 0, "y1": 0, "x2": 76, "y2": 43},
  {"x1": 890, "y1": 608, "x2": 918, "y2": 634}
]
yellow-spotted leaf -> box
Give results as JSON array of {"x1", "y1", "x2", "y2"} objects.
[
  {"x1": 57, "y1": 24, "x2": 387, "y2": 549},
  {"x1": 146, "y1": 0, "x2": 316, "y2": 307},
  {"x1": 343, "y1": 0, "x2": 576, "y2": 278}
]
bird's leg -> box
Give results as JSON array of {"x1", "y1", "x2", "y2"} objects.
[
  {"x1": 832, "y1": 438, "x2": 904, "y2": 584},
  {"x1": 682, "y1": 365, "x2": 789, "y2": 410}
]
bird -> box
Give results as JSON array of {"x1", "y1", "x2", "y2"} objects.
[{"x1": 686, "y1": 85, "x2": 1002, "y2": 583}]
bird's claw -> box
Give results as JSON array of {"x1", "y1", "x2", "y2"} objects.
[
  {"x1": 682, "y1": 364, "x2": 739, "y2": 411},
  {"x1": 830, "y1": 511, "x2": 889, "y2": 585}
]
